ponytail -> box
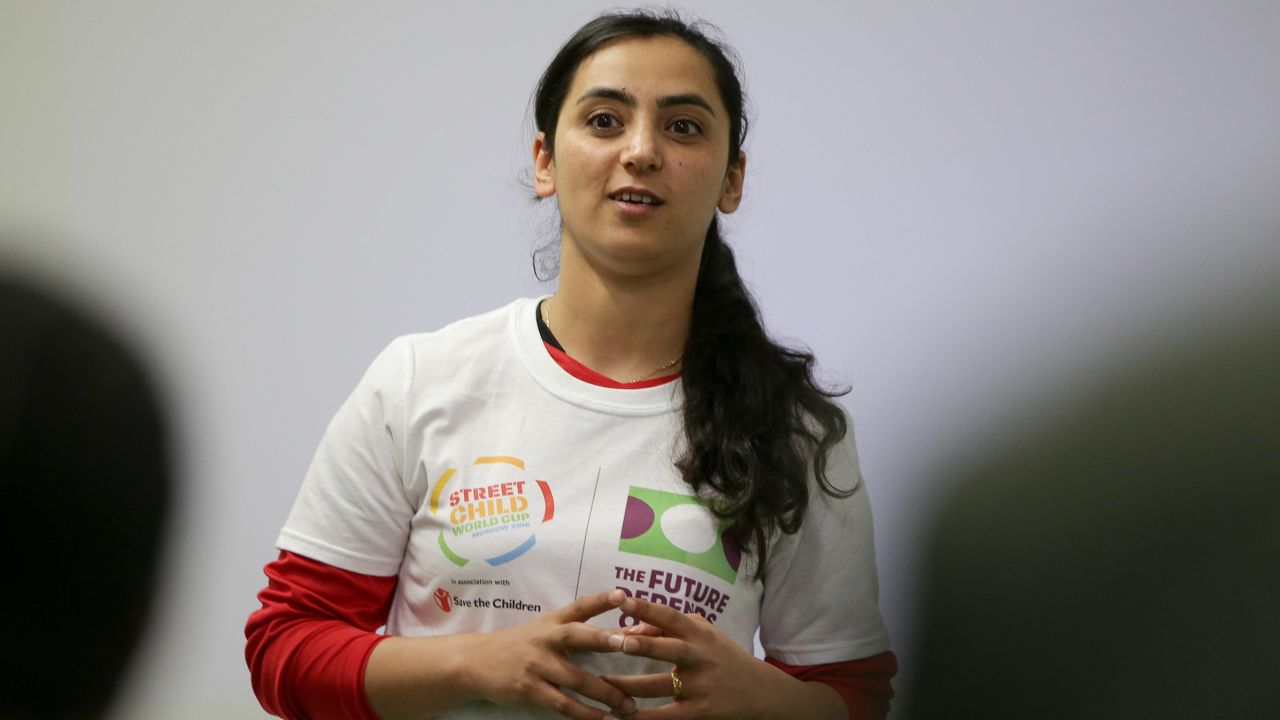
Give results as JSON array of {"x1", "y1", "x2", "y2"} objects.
[{"x1": 678, "y1": 219, "x2": 851, "y2": 578}]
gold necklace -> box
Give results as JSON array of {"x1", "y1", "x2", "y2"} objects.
[{"x1": 542, "y1": 299, "x2": 682, "y2": 384}]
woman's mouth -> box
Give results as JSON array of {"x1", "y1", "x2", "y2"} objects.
[{"x1": 608, "y1": 190, "x2": 664, "y2": 206}]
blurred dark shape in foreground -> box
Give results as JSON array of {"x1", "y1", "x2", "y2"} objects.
[
  {"x1": 905, "y1": 299, "x2": 1280, "y2": 719},
  {"x1": 0, "y1": 271, "x2": 170, "y2": 720}
]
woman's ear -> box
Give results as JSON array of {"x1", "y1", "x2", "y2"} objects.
[
  {"x1": 718, "y1": 150, "x2": 746, "y2": 213},
  {"x1": 533, "y1": 132, "x2": 556, "y2": 198}
]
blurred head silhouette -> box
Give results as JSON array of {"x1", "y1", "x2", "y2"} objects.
[
  {"x1": 905, "y1": 296, "x2": 1280, "y2": 719},
  {"x1": 1, "y1": 270, "x2": 171, "y2": 720}
]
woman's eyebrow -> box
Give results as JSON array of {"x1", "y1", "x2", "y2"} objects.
[
  {"x1": 657, "y1": 93, "x2": 716, "y2": 116},
  {"x1": 575, "y1": 86, "x2": 717, "y2": 116}
]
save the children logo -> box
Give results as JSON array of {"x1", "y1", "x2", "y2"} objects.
[
  {"x1": 618, "y1": 486, "x2": 742, "y2": 583},
  {"x1": 428, "y1": 455, "x2": 555, "y2": 567}
]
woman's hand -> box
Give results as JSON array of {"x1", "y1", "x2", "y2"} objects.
[
  {"x1": 366, "y1": 589, "x2": 638, "y2": 720},
  {"x1": 600, "y1": 596, "x2": 846, "y2": 720},
  {"x1": 458, "y1": 588, "x2": 639, "y2": 719}
]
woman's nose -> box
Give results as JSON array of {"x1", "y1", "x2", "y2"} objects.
[{"x1": 620, "y1": 125, "x2": 662, "y2": 172}]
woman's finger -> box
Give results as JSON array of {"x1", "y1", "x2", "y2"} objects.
[
  {"x1": 619, "y1": 596, "x2": 701, "y2": 638},
  {"x1": 608, "y1": 633, "x2": 693, "y2": 665},
  {"x1": 601, "y1": 672, "x2": 676, "y2": 699},
  {"x1": 525, "y1": 680, "x2": 625, "y2": 720},
  {"x1": 622, "y1": 621, "x2": 664, "y2": 637},
  {"x1": 556, "y1": 589, "x2": 627, "y2": 624},
  {"x1": 540, "y1": 657, "x2": 638, "y2": 717},
  {"x1": 550, "y1": 621, "x2": 621, "y2": 654}
]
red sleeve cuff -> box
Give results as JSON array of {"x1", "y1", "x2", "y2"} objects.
[{"x1": 767, "y1": 651, "x2": 898, "y2": 720}]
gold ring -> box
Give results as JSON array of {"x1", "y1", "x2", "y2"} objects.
[{"x1": 671, "y1": 667, "x2": 683, "y2": 698}]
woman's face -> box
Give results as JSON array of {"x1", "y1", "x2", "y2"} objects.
[{"x1": 534, "y1": 35, "x2": 745, "y2": 279}]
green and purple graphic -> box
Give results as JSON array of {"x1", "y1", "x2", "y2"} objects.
[{"x1": 619, "y1": 486, "x2": 741, "y2": 583}]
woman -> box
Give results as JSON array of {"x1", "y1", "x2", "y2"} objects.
[{"x1": 246, "y1": 10, "x2": 895, "y2": 720}]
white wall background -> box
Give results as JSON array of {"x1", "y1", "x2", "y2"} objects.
[{"x1": 2, "y1": 2, "x2": 1278, "y2": 718}]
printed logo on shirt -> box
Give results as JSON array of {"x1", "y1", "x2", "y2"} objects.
[
  {"x1": 433, "y1": 587, "x2": 452, "y2": 612},
  {"x1": 427, "y1": 455, "x2": 556, "y2": 568},
  {"x1": 611, "y1": 564, "x2": 733, "y2": 624},
  {"x1": 617, "y1": 486, "x2": 742, "y2": 583},
  {"x1": 434, "y1": 593, "x2": 543, "y2": 614},
  {"x1": 432, "y1": 578, "x2": 542, "y2": 615}
]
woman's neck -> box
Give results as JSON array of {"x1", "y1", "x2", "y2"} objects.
[{"x1": 546, "y1": 243, "x2": 698, "y2": 384}]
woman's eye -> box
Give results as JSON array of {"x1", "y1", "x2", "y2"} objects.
[
  {"x1": 670, "y1": 118, "x2": 703, "y2": 136},
  {"x1": 588, "y1": 113, "x2": 619, "y2": 130}
]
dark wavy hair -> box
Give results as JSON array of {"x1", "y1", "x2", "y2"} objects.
[{"x1": 532, "y1": 9, "x2": 852, "y2": 577}]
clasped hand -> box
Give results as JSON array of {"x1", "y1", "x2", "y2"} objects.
[{"x1": 463, "y1": 589, "x2": 775, "y2": 720}]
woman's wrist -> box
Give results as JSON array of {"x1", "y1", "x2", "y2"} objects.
[
  {"x1": 754, "y1": 660, "x2": 847, "y2": 720},
  {"x1": 364, "y1": 634, "x2": 481, "y2": 720},
  {"x1": 445, "y1": 632, "x2": 489, "y2": 703}
]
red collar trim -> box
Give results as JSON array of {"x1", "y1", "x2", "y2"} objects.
[{"x1": 542, "y1": 342, "x2": 681, "y2": 389}]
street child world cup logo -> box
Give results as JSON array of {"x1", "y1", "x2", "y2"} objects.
[
  {"x1": 618, "y1": 486, "x2": 742, "y2": 583},
  {"x1": 428, "y1": 455, "x2": 555, "y2": 567}
]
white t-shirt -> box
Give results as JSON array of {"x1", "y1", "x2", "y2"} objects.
[{"x1": 278, "y1": 297, "x2": 890, "y2": 717}]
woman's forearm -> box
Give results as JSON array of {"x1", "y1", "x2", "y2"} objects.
[
  {"x1": 755, "y1": 662, "x2": 849, "y2": 720},
  {"x1": 363, "y1": 633, "x2": 484, "y2": 720}
]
